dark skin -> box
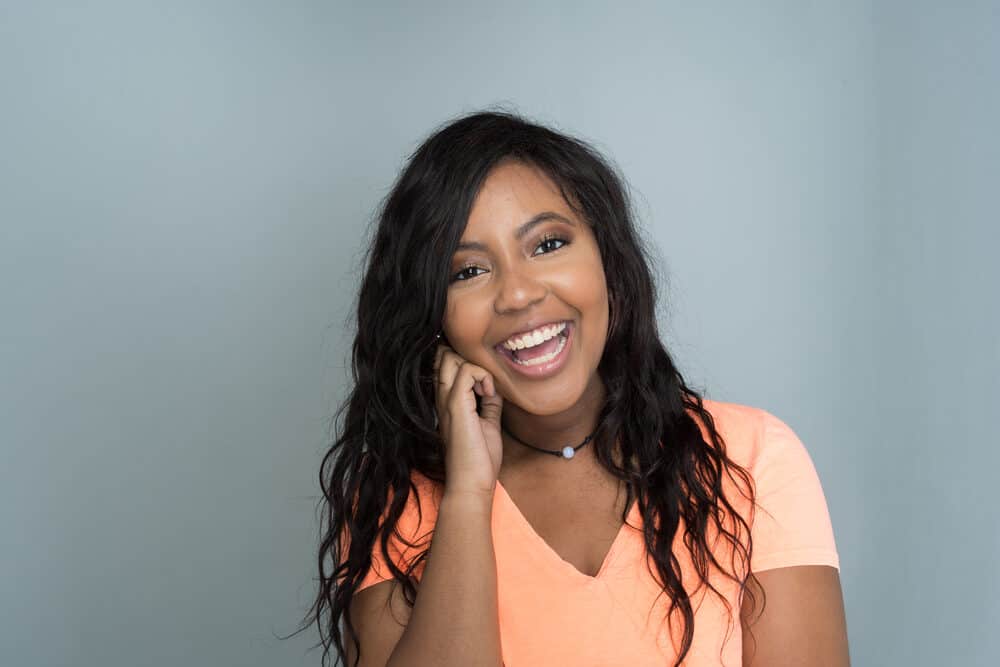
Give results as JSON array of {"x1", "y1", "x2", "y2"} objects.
[
  {"x1": 439, "y1": 159, "x2": 850, "y2": 664},
  {"x1": 441, "y1": 159, "x2": 612, "y2": 479},
  {"x1": 741, "y1": 565, "x2": 851, "y2": 666}
]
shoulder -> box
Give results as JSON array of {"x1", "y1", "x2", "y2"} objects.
[
  {"x1": 382, "y1": 469, "x2": 445, "y2": 542},
  {"x1": 692, "y1": 398, "x2": 840, "y2": 572},
  {"x1": 687, "y1": 397, "x2": 809, "y2": 474},
  {"x1": 382, "y1": 470, "x2": 444, "y2": 557},
  {"x1": 355, "y1": 469, "x2": 445, "y2": 589}
]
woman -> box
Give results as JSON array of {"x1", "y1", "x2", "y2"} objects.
[{"x1": 295, "y1": 110, "x2": 850, "y2": 666}]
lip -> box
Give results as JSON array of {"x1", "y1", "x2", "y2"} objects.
[{"x1": 494, "y1": 320, "x2": 573, "y2": 380}]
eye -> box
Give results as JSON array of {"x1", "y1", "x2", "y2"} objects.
[
  {"x1": 451, "y1": 264, "x2": 487, "y2": 282},
  {"x1": 533, "y1": 234, "x2": 569, "y2": 255}
]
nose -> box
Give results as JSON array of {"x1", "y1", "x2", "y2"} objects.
[{"x1": 493, "y1": 266, "x2": 547, "y2": 315}]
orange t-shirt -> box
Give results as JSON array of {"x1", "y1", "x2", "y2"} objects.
[{"x1": 349, "y1": 398, "x2": 840, "y2": 665}]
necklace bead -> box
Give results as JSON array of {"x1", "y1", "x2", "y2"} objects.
[{"x1": 501, "y1": 423, "x2": 597, "y2": 459}]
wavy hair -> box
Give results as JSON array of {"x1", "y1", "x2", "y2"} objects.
[{"x1": 283, "y1": 108, "x2": 765, "y2": 666}]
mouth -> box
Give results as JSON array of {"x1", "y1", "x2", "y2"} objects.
[{"x1": 494, "y1": 320, "x2": 573, "y2": 379}]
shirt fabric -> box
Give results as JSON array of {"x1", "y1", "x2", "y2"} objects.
[{"x1": 349, "y1": 398, "x2": 840, "y2": 665}]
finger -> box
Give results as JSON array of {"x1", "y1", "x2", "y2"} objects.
[
  {"x1": 478, "y1": 389, "x2": 503, "y2": 425},
  {"x1": 434, "y1": 347, "x2": 462, "y2": 437},
  {"x1": 447, "y1": 361, "x2": 494, "y2": 410},
  {"x1": 433, "y1": 343, "x2": 448, "y2": 374},
  {"x1": 436, "y1": 347, "x2": 465, "y2": 408}
]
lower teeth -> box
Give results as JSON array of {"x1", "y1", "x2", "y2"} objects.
[{"x1": 513, "y1": 333, "x2": 567, "y2": 366}]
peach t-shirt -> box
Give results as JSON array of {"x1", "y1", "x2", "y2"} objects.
[{"x1": 349, "y1": 399, "x2": 840, "y2": 665}]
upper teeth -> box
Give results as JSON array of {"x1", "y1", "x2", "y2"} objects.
[{"x1": 502, "y1": 322, "x2": 567, "y2": 351}]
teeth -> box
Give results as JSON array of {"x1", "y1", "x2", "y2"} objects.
[
  {"x1": 512, "y1": 332, "x2": 567, "y2": 366},
  {"x1": 502, "y1": 322, "x2": 567, "y2": 351}
]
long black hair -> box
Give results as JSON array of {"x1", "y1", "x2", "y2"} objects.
[{"x1": 285, "y1": 108, "x2": 764, "y2": 666}]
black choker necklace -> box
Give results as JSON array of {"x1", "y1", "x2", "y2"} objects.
[{"x1": 500, "y1": 423, "x2": 597, "y2": 460}]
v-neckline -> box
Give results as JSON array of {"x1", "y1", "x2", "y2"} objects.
[{"x1": 495, "y1": 478, "x2": 640, "y2": 583}]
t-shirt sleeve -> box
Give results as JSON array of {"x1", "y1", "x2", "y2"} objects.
[
  {"x1": 748, "y1": 410, "x2": 840, "y2": 572},
  {"x1": 341, "y1": 475, "x2": 439, "y2": 594}
]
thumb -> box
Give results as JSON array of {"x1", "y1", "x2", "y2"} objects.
[{"x1": 478, "y1": 391, "x2": 503, "y2": 426}]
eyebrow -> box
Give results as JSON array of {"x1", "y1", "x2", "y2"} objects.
[{"x1": 455, "y1": 211, "x2": 575, "y2": 253}]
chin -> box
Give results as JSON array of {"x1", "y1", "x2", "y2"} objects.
[
  {"x1": 513, "y1": 394, "x2": 576, "y2": 416},
  {"x1": 502, "y1": 372, "x2": 591, "y2": 415}
]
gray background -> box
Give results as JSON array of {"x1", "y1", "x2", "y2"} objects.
[{"x1": 3, "y1": 2, "x2": 997, "y2": 666}]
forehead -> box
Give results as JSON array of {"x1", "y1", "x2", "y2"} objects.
[{"x1": 463, "y1": 161, "x2": 571, "y2": 233}]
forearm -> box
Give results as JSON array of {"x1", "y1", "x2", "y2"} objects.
[{"x1": 386, "y1": 491, "x2": 502, "y2": 667}]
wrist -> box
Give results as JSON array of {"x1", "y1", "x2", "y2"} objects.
[{"x1": 442, "y1": 486, "x2": 496, "y2": 511}]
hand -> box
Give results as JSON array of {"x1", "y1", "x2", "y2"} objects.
[{"x1": 433, "y1": 343, "x2": 504, "y2": 498}]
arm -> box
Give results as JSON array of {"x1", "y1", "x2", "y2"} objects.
[
  {"x1": 346, "y1": 490, "x2": 502, "y2": 667},
  {"x1": 741, "y1": 565, "x2": 850, "y2": 667}
]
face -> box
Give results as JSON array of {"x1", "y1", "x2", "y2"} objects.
[{"x1": 441, "y1": 160, "x2": 610, "y2": 415}]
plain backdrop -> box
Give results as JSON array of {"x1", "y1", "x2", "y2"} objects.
[{"x1": 2, "y1": 2, "x2": 997, "y2": 666}]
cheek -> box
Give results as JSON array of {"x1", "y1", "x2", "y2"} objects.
[
  {"x1": 572, "y1": 264, "x2": 610, "y2": 343},
  {"x1": 562, "y1": 260, "x2": 609, "y2": 314},
  {"x1": 442, "y1": 295, "x2": 491, "y2": 352},
  {"x1": 442, "y1": 299, "x2": 466, "y2": 340}
]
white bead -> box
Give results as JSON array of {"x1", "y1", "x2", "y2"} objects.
[{"x1": 562, "y1": 446, "x2": 575, "y2": 459}]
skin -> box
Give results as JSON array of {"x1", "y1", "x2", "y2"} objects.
[
  {"x1": 441, "y1": 158, "x2": 611, "y2": 476},
  {"x1": 741, "y1": 565, "x2": 851, "y2": 666},
  {"x1": 438, "y1": 159, "x2": 851, "y2": 665}
]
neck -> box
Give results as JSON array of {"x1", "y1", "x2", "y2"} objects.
[{"x1": 499, "y1": 372, "x2": 607, "y2": 469}]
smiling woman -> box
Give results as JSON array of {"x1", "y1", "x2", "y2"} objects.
[
  {"x1": 285, "y1": 110, "x2": 849, "y2": 667},
  {"x1": 442, "y1": 161, "x2": 611, "y2": 437}
]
